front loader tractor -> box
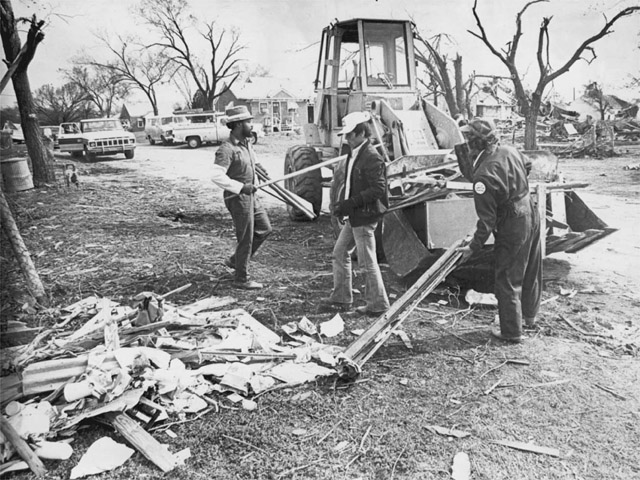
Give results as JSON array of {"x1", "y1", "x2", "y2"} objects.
[{"x1": 283, "y1": 18, "x2": 616, "y2": 281}]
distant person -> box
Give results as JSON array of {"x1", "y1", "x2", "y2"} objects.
[
  {"x1": 321, "y1": 111, "x2": 390, "y2": 316},
  {"x1": 212, "y1": 105, "x2": 272, "y2": 290},
  {"x1": 456, "y1": 118, "x2": 542, "y2": 343}
]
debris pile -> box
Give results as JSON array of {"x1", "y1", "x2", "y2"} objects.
[{"x1": 0, "y1": 285, "x2": 342, "y2": 476}]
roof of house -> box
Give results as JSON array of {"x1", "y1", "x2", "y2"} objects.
[{"x1": 232, "y1": 77, "x2": 313, "y2": 101}]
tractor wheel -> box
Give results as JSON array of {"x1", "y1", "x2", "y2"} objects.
[{"x1": 284, "y1": 145, "x2": 322, "y2": 222}]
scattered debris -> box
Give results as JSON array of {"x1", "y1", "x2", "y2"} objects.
[
  {"x1": 490, "y1": 439, "x2": 560, "y2": 457},
  {"x1": 0, "y1": 287, "x2": 343, "y2": 475},
  {"x1": 319, "y1": 314, "x2": 344, "y2": 338},
  {"x1": 427, "y1": 425, "x2": 471, "y2": 439},
  {"x1": 69, "y1": 437, "x2": 134, "y2": 479},
  {"x1": 593, "y1": 383, "x2": 627, "y2": 401},
  {"x1": 451, "y1": 451, "x2": 471, "y2": 480},
  {"x1": 464, "y1": 289, "x2": 498, "y2": 307}
]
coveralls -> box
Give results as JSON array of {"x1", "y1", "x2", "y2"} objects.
[
  {"x1": 469, "y1": 145, "x2": 542, "y2": 338},
  {"x1": 213, "y1": 134, "x2": 272, "y2": 283}
]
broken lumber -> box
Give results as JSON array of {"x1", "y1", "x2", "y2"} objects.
[
  {"x1": 339, "y1": 238, "x2": 466, "y2": 373},
  {"x1": 490, "y1": 439, "x2": 560, "y2": 457},
  {"x1": 106, "y1": 412, "x2": 178, "y2": 473},
  {"x1": 0, "y1": 416, "x2": 46, "y2": 477}
]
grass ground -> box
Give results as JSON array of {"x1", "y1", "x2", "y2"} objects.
[{"x1": 0, "y1": 138, "x2": 638, "y2": 479}]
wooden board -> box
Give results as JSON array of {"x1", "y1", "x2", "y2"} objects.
[{"x1": 108, "y1": 412, "x2": 179, "y2": 473}]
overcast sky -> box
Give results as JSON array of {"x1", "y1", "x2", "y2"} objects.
[{"x1": 3, "y1": 0, "x2": 639, "y2": 114}]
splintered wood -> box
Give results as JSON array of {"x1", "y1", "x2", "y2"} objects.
[{"x1": 341, "y1": 238, "x2": 466, "y2": 369}]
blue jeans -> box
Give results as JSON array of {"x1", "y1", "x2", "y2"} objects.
[
  {"x1": 224, "y1": 193, "x2": 272, "y2": 282},
  {"x1": 330, "y1": 220, "x2": 390, "y2": 312}
]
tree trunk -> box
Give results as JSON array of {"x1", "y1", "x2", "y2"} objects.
[
  {"x1": 453, "y1": 55, "x2": 465, "y2": 116},
  {"x1": 0, "y1": 187, "x2": 48, "y2": 305},
  {"x1": 0, "y1": 1, "x2": 55, "y2": 185},
  {"x1": 524, "y1": 92, "x2": 543, "y2": 150},
  {"x1": 13, "y1": 74, "x2": 55, "y2": 185}
]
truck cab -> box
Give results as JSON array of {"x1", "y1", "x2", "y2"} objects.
[{"x1": 79, "y1": 118, "x2": 136, "y2": 161}]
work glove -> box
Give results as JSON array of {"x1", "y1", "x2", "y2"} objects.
[
  {"x1": 240, "y1": 183, "x2": 257, "y2": 195},
  {"x1": 457, "y1": 245, "x2": 474, "y2": 264}
]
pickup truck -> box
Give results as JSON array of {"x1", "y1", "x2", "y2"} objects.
[
  {"x1": 172, "y1": 112, "x2": 263, "y2": 148},
  {"x1": 58, "y1": 118, "x2": 136, "y2": 160}
]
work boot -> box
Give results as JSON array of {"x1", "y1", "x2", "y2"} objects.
[
  {"x1": 491, "y1": 328, "x2": 522, "y2": 344},
  {"x1": 355, "y1": 306, "x2": 387, "y2": 317},
  {"x1": 233, "y1": 280, "x2": 263, "y2": 290},
  {"x1": 523, "y1": 317, "x2": 537, "y2": 330}
]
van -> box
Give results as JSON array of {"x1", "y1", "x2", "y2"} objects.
[{"x1": 145, "y1": 114, "x2": 187, "y2": 145}]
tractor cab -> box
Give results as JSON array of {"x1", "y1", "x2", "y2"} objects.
[{"x1": 308, "y1": 19, "x2": 420, "y2": 150}]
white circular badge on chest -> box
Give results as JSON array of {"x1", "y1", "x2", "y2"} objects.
[{"x1": 474, "y1": 182, "x2": 486, "y2": 195}]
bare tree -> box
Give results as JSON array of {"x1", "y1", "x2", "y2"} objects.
[
  {"x1": 0, "y1": 0, "x2": 55, "y2": 185},
  {"x1": 413, "y1": 29, "x2": 475, "y2": 118},
  {"x1": 469, "y1": 0, "x2": 640, "y2": 149},
  {"x1": 584, "y1": 81, "x2": 610, "y2": 120},
  {"x1": 136, "y1": 0, "x2": 244, "y2": 110},
  {"x1": 33, "y1": 83, "x2": 93, "y2": 124},
  {"x1": 64, "y1": 64, "x2": 130, "y2": 117},
  {"x1": 84, "y1": 33, "x2": 175, "y2": 115}
]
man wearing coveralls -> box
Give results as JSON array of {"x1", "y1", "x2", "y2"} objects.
[
  {"x1": 457, "y1": 119, "x2": 542, "y2": 343},
  {"x1": 212, "y1": 105, "x2": 272, "y2": 290}
]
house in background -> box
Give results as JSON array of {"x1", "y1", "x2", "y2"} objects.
[
  {"x1": 471, "y1": 77, "x2": 516, "y2": 121},
  {"x1": 119, "y1": 105, "x2": 151, "y2": 132},
  {"x1": 220, "y1": 77, "x2": 313, "y2": 133}
]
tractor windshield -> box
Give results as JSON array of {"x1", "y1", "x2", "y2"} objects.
[{"x1": 363, "y1": 22, "x2": 409, "y2": 88}]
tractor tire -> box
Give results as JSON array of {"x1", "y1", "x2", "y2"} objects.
[
  {"x1": 125, "y1": 149, "x2": 135, "y2": 159},
  {"x1": 284, "y1": 145, "x2": 322, "y2": 222}
]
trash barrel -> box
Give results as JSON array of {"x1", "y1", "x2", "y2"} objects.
[{"x1": 0, "y1": 157, "x2": 34, "y2": 192}]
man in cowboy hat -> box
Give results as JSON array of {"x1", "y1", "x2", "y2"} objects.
[
  {"x1": 212, "y1": 105, "x2": 272, "y2": 289},
  {"x1": 320, "y1": 111, "x2": 390, "y2": 316},
  {"x1": 457, "y1": 118, "x2": 542, "y2": 343}
]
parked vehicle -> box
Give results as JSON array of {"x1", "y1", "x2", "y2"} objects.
[
  {"x1": 58, "y1": 118, "x2": 136, "y2": 160},
  {"x1": 172, "y1": 112, "x2": 225, "y2": 148},
  {"x1": 144, "y1": 114, "x2": 187, "y2": 145},
  {"x1": 58, "y1": 122, "x2": 84, "y2": 157}
]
